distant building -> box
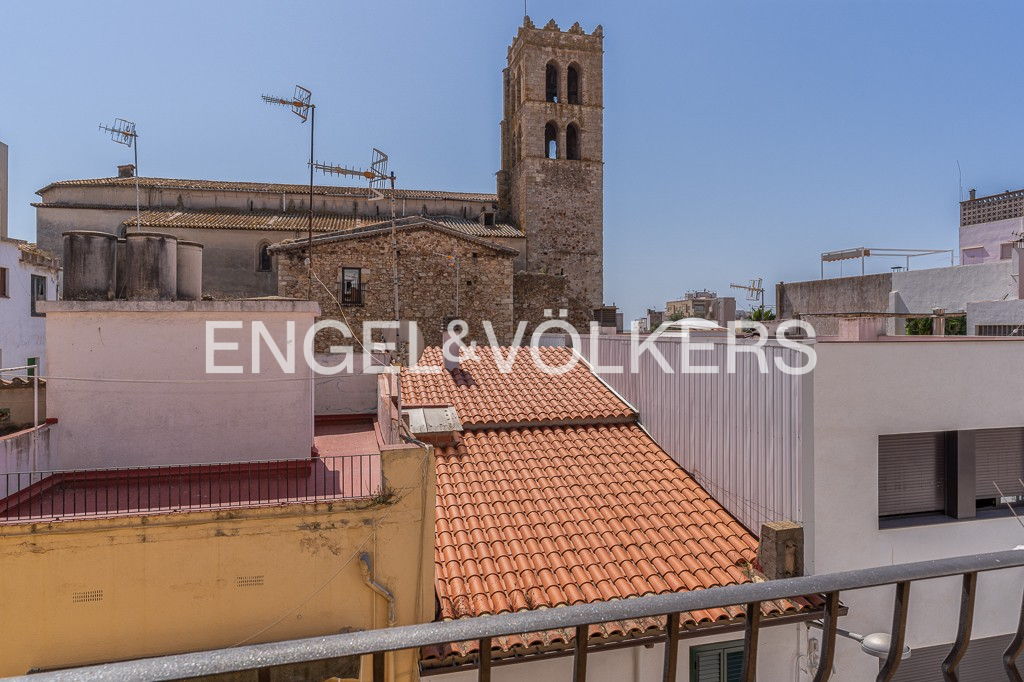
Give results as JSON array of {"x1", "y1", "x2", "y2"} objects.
[
  {"x1": 584, "y1": 326, "x2": 1024, "y2": 680},
  {"x1": 34, "y1": 17, "x2": 608, "y2": 331},
  {"x1": 0, "y1": 143, "x2": 60, "y2": 377},
  {"x1": 0, "y1": 245, "x2": 433, "y2": 678},
  {"x1": 959, "y1": 187, "x2": 1024, "y2": 264},
  {"x1": 665, "y1": 290, "x2": 736, "y2": 327},
  {"x1": 777, "y1": 245, "x2": 1024, "y2": 336}
]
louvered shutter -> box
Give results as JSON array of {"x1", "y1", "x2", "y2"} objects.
[
  {"x1": 694, "y1": 649, "x2": 722, "y2": 682},
  {"x1": 878, "y1": 433, "x2": 946, "y2": 516},
  {"x1": 724, "y1": 649, "x2": 744, "y2": 682},
  {"x1": 892, "y1": 635, "x2": 1024, "y2": 681},
  {"x1": 974, "y1": 428, "x2": 1024, "y2": 500}
]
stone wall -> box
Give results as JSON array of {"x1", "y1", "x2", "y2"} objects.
[
  {"x1": 775, "y1": 273, "x2": 893, "y2": 336},
  {"x1": 278, "y1": 227, "x2": 515, "y2": 350},
  {"x1": 498, "y1": 18, "x2": 604, "y2": 326},
  {"x1": 513, "y1": 271, "x2": 570, "y2": 340}
]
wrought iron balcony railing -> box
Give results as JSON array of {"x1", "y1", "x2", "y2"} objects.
[{"x1": 15, "y1": 550, "x2": 1024, "y2": 682}]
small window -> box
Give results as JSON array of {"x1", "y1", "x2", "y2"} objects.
[
  {"x1": 545, "y1": 61, "x2": 559, "y2": 102},
  {"x1": 690, "y1": 640, "x2": 745, "y2": 682},
  {"x1": 1000, "y1": 242, "x2": 1015, "y2": 260},
  {"x1": 30, "y1": 275, "x2": 46, "y2": 317},
  {"x1": 340, "y1": 267, "x2": 363, "y2": 305},
  {"x1": 483, "y1": 212, "x2": 495, "y2": 226},
  {"x1": 567, "y1": 63, "x2": 581, "y2": 104},
  {"x1": 0, "y1": 267, "x2": 8, "y2": 298},
  {"x1": 257, "y1": 243, "x2": 272, "y2": 272}
]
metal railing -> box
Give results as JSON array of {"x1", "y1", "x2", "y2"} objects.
[
  {"x1": 0, "y1": 454, "x2": 382, "y2": 521},
  {"x1": 15, "y1": 550, "x2": 1024, "y2": 682}
]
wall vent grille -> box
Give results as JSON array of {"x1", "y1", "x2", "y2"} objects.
[
  {"x1": 235, "y1": 575, "x2": 264, "y2": 587},
  {"x1": 72, "y1": 589, "x2": 104, "y2": 603}
]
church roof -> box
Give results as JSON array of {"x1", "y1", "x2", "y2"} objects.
[
  {"x1": 118, "y1": 209, "x2": 524, "y2": 240},
  {"x1": 36, "y1": 176, "x2": 499, "y2": 203}
]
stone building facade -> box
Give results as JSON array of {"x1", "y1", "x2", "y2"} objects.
[
  {"x1": 33, "y1": 17, "x2": 606, "y2": 337},
  {"x1": 273, "y1": 218, "x2": 516, "y2": 349}
]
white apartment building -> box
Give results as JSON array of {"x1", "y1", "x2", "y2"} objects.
[{"x1": 583, "y1": 327, "x2": 1024, "y2": 680}]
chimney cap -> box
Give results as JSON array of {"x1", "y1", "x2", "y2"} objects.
[{"x1": 117, "y1": 164, "x2": 136, "y2": 178}]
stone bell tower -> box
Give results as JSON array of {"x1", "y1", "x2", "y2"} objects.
[{"x1": 497, "y1": 17, "x2": 604, "y2": 323}]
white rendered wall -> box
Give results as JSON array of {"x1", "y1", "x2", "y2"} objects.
[
  {"x1": 0, "y1": 240, "x2": 58, "y2": 374},
  {"x1": 810, "y1": 339, "x2": 1024, "y2": 681},
  {"x1": 430, "y1": 624, "x2": 806, "y2": 682},
  {"x1": 39, "y1": 300, "x2": 319, "y2": 469},
  {"x1": 959, "y1": 216, "x2": 1023, "y2": 264}
]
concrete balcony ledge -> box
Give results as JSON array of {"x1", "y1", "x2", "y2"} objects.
[{"x1": 37, "y1": 298, "x2": 321, "y2": 315}]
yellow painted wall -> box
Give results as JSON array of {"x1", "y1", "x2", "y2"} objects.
[{"x1": 0, "y1": 443, "x2": 435, "y2": 680}]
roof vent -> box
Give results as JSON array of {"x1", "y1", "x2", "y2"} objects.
[
  {"x1": 117, "y1": 164, "x2": 136, "y2": 178},
  {"x1": 402, "y1": 406, "x2": 462, "y2": 447}
]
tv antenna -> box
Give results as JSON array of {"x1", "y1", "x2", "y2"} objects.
[
  {"x1": 312, "y1": 149, "x2": 400, "y2": 321},
  {"x1": 99, "y1": 118, "x2": 140, "y2": 233},
  {"x1": 730, "y1": 277, "x2": 766, "y2": 311},
  {"x1": 262, "y1": 85, "x2": 316, "y2": 298}
]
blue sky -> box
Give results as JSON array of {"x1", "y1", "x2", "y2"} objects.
[{"x1": 3, "y1": 0, "x2": 1023, "y2": 320}]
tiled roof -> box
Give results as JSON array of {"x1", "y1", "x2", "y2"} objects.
[
  {"x1": 117, "y1": 209, "x2": 524, "y2": 239},
  {"x1": 125, "y1": 209, "x2": 360, "y2": 232},
  {"x1": 405, "y1": 347, "x2": 818, "y2": 667},
  {"x1": 36, "y1": 176, "x2": 498, "y2": 203},
  {"x1": 401, "y1": 346, "x2": 635, "y2": 427},
  {"x1": 269, "y1": 217, "x2": 520, "y2": 256}
]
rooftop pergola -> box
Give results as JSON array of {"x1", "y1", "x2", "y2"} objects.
[{"x1": 819, "y1": 247, "x2": 954, "y2": 279}]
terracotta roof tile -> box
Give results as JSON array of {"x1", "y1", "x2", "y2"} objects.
[
  {"x1": 430, "y1": 424, "x2": 815, "y2": 662},
  {"x1": 415, "y1": 346, "x2": 817, "y2": 667},
  {"x1": 402, "y1": 346, "x2": 635, "y2": 427},
  {"x1": 114, "y1": 209, "x2": 524, "y2": 239}
]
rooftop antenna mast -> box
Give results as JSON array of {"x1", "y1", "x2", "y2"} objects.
[
  {"x1": 98, "y1": 118, "x2": 140, "y2": 233},
  {"x1": 262, "y1": 85, "x2": 316, "y2": 299},
  {"x1": 730, "y1": 277, "x2": 766, "y2": 312},
  {"x1": 312, "y1": 149, "x2": 399, "y2": 321}
]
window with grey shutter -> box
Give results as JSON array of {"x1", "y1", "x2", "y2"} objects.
[
  {"x1": 878, "y1": 432, "x2": 946, "y2": 516},
  {"x1": 690, "y1": 641, "x2": 744, "y2": 682},
  {"x1": 974, "y1": 427, "x2": 1024, "y2": 501}
]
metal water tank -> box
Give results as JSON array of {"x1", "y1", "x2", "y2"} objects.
[
  {"x1": 125, "y1": 232, "x2": 178, "y2": 300},
  {"x1": 62, "y1": 231, "x2": 116, "y2": 300},
  {"x1": 175, "y1": 240, "x2": 204, "y2": 301}
]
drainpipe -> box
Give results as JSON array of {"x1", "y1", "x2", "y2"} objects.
[
  {"x1": 360, "y1": 552, "x2": 396, "y2": 682},
  {"x1": 359, "y1": 552, "x2": 396, "y2": 626}
]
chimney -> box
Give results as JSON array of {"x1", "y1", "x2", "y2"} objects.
[
  {"x1": 117, "y1": 163, "x2": 136, "y2": 178},
  {"x1": 0, "y1": 141, "x2": 8, "y2": 240},
  {"x1": 442, "y1": 329, "x2": 462, "y2": 372},
  {"x1": 758, "y1": 521, "x2": 804, "y2": 580},
  {"x1": 969, "y1": 188, "x2": 976, "y2": 200},
  {"x1": 837, "y1": 315, "x2": 884, "y2": 341}
]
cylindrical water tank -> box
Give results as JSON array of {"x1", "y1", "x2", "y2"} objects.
[
  {"x1": 175, "y1": 240, "x2": 204, "y2": 301},
  {"x1": 125, "y1": 232, "x2": 178, "y2": 300},
  {"x1": 114, "y1": 238, "x2": 127, "y2": 299},
  {"x1": 62, "y1": 231, "x2": 116, "y2": 300}
]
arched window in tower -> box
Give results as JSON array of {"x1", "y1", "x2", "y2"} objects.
[
  {"x1": 545, "y1": 61, "x2": 559, "y2": 103},
  {"x1": 544, "y1": 122, "x2": 558, "y2": 159},
  {"x1": 567, "y1": 63, "x2": 581, "y2": 104},
  {"x1": 566, "y1": 123, "x2": 581, "y2": 160}
]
